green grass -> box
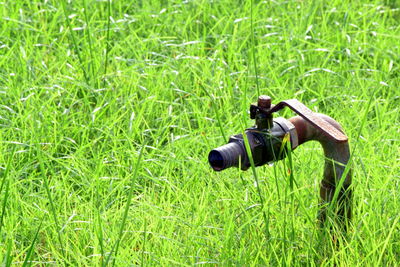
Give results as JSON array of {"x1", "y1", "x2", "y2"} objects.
[{"x1": 0, "y1": 0, "x2": 399, "y2": 265}]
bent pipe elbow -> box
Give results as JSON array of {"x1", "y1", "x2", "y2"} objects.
[{"x1": 289, "y1": 114, "x2": 352, "y2": 227}]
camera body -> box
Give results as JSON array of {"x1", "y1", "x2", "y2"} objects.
[{"x1": 208, "y1": 118, "x2": 298, "y2": 171}]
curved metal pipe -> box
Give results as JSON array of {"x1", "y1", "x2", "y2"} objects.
[{"x1": 289, "y1": 114, "x2": 352, "y2": 228}]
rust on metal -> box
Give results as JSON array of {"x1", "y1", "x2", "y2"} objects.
[
  {"x1": 257, "y1": 95, "x2": 272, "y2": 109},
  {"x1": 255, "y1": 99, "x2": 348, "y2": 143},
  {"x1": 289, "y1": 114, "x2": 352, "y2": 229},
  {"x1": 211, "y1": 95, "x2": 352, "y2": 231}
]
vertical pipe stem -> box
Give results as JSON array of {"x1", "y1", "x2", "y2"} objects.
[{"x1": 289, "y1": 114, "x2": 352, "y2": 229}]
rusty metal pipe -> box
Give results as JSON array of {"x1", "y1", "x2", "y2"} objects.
[
  {"x1": 209, "y1": 96, "x2": 352, "y2": 231},
  {"x1": 289, "y1": 114, "x2": 352, "y2": 228}
]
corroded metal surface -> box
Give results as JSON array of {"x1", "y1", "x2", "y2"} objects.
[
  {"x1": 254, "y1": 97, "x2": 352, "y2": 229},
  {"x1": 211, "y1": 95, "x2": 352, "y2": 230},
  {"x1": 252, "y1": 99, "x2": 348, "y2": 143},
  {"x1": 289, "y1": 114, "x2": 352, "y2": 228}
]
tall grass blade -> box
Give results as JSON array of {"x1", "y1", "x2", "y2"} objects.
[
  {"x1": 377, "y1": 215, "x2": 399, "y2": 265},
  {"x1": 201, "y1": 86, "x2": 227, "y2": 143},
  {"x1": 37, "y1": 146, "x2": 65, "y2": 259},
  {"x1": 60, "y1": 0, "x2": 90, "y2": 85},
  {"x1": 0, "y1": 146, "x2": 16, "y2": 233},
  {"x1": 141, "y1": 218, "x2": 147, "y2": 267},
  {"x1": 104, "y1": 143, "x2": 146, "y2": 266},
  {"x1": 242, "y1": 131, "x2": 270, "y2": 239},
  {"x1": 83, "y1": 0, "x2": 98, "y2": 88},
  {"x1": 22, "y1": 216, "x2": 45, "y2": 267},
  {"x1": 250, "y1": 0, "x2": 260, "y2": 96},
  {"x1": 3, "y1": 239, "x2": 12, "y2": 267},
  {"x1": 96, "y1": 205, "x2": 105, "y2": 265},
  {"x1": 102, "y1": 0, "x2": 112, "y2": 88}
]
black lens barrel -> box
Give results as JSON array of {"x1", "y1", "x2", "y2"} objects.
[
  {"x1": 208, "y1": 121, "x2": 290, "y2": 171},
  {"x1": 208, "y1": 142, "x2": 246, "y2": 171}
]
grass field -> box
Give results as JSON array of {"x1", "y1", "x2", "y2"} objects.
[{"x1": 0, "y1": 0, "x2": 399, "y2": 265}]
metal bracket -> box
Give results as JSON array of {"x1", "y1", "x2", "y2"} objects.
[
  {"x1": 274, "y1": 117, "x2": 299, "y2": 149},
  {"x1": 250, "y1": 99, "x2": 348, "y2": 143}
]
